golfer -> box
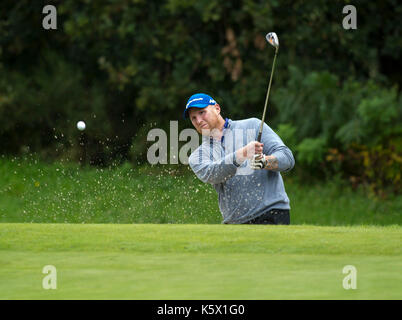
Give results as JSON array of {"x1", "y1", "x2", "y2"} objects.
[{"x1": 184, "y1": 93, "x2": 295, "y2": 225}]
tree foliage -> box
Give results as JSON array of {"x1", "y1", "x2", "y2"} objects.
[{"x1": 0, "y1": 0, "x2": 401, "y2": 193}]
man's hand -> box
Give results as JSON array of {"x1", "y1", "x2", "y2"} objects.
[
  {"x1": 235, "y1": 141, "x2": 264, "y2": 164},
  {"x1": 250, "y1": 154, "x2": 279, "y2": 170}
]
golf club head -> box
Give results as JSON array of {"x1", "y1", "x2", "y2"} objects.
[{"x1": 266, "y1": 32, "x2": 279, "y2": 49}]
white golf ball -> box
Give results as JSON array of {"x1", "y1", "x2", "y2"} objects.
[{"x1": 77, "y1": 121, "x2": 86, "y2": 131}]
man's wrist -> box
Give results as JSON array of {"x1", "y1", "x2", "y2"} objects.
[
  {"x1": 233, "y1": 153, "x2": 241, "y2": 167},
  {"x1": 235, "y1": 148, "x2": 247, "y2": 164}
]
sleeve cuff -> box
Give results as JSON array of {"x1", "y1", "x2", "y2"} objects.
[{"x1": 232, "y1": 152, "x2": 241, "y2": 167}]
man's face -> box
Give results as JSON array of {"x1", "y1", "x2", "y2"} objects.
[{"x1": 188, "y1": 104, "x2": 221, "y2": 135}]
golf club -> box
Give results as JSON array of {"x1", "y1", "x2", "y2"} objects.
[{"x1": 257, "y1": 32, "x2": 279, "y2": 143}]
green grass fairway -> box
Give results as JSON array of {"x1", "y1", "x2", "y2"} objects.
[{"x1": 0, "y1": 223, "x2": 401, "y2": 299}]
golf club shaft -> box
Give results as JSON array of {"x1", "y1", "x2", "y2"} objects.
[{"x1": 257, "y1": 46, "x2": 278, "y2": 142}]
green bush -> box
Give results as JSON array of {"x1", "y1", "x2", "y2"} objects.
[
  {"x1": 0, "y1": 1, "x2": 401, "y2": 192},
  {"x1": 0, "y1": 52, "x2": 112, "y2": 162},
  {"x1": 296, "y1": 137, "x2": 327, "y2": 166},
  {"x1": 272, "y1": 66, "x2": 402, "y2": 194}
]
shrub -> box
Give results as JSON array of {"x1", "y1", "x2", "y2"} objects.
[{"x1": 273, "y1": 66, "x2": 402, "y2": 195}]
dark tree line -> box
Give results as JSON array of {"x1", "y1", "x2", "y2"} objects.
[{"x1": 0, "y1": 0, "x2": 401, "y2": 194}]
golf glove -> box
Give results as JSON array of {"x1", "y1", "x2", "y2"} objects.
[{"x1": 250, "y1": 154, "x2": 268, "y2": 170}]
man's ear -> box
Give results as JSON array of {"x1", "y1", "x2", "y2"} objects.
[{"x1": 214, "y1": 104, "x2": 221, "y2": 115}]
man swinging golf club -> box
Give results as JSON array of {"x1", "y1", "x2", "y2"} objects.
[{"x1": 184, "y1": 33, "x2": 295, "y2": 225}]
